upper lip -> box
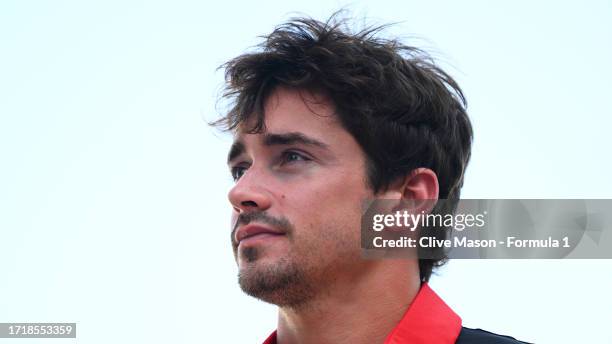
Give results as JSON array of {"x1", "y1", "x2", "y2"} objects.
[{"x1": 235, "y1": 224, "x2": 284, "y2": 243}]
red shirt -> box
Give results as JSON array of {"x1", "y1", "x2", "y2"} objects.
[{"x1": 262, "y1": 283, "x2": 462, "y2": 344}]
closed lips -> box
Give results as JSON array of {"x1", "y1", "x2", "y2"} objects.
[{"x1": 236, "y1": 225, "x2": 284, "y2": 243}]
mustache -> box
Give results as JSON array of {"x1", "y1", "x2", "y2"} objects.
[{"x1": 231, "y1": 211, "x2": 294, "y2": 244}]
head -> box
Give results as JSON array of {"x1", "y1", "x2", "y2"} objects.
[{"x1": 213, "y1": 14, "x2": 472, "y2": 306}]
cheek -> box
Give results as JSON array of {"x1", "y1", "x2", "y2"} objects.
[
  {"x1": 288, "y1": 186, "x2": 366, "y2": 241},
  {"x1": 281, "y1": 163, "x2": 370, "y2": 239}
]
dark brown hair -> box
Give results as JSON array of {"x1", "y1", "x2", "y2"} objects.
[{"x1": 212, "y1": 14, "x2": 473, "y2": 282}]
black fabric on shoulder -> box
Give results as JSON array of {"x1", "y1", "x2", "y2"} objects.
[{"x1": 455, "y1": 327, "x2": 532, "y2": 344}]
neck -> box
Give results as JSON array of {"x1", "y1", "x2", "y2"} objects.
[{"x1": 276, "y1": 261, "x2": 421, "y2": 344}]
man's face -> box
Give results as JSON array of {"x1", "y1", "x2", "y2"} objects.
[{"x1": 227, "y1": 87, "x2": 375, "y2": 307}]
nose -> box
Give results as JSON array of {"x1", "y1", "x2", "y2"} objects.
[{"x1": 228, "y1": 168, "x2": 272, "y2": 214}]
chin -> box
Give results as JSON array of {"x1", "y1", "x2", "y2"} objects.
[{"x1": 237, "y1": 256, "x2": 315, "y2": 308}]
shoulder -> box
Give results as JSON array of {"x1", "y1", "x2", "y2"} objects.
[{"x1": 456, "y1": 327, "x2": 532, "y2": 344}]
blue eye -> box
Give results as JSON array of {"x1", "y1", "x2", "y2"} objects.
[{"x1": 282, "y1": 151, "x2": 310, "y2": 164}]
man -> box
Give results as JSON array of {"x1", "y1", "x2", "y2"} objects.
[{"x1": 213, "y1": 14, "x2": 527, "y2": 344}]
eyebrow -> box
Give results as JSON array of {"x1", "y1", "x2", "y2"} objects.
[{"x1": 227, "y1": 132, "x2": 329, "y2": 164}]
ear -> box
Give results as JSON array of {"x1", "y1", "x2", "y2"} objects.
[
  {"x1": 373, "y1": 168, "x2": 439, "y2": 213},
  {"x1": 400, "y1": 168, "x2": 439, "y2": 201},
  {"x1": 395, "y1": 168, "x2": 439, "y2": 214}
]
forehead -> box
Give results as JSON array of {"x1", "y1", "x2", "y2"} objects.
[{"x1": 237, "y1": 87, "x2": 340, "y2": 139}]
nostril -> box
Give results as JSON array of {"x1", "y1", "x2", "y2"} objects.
[{"x1": 241, "y1": 200, "x2": 258, "y2": 207}]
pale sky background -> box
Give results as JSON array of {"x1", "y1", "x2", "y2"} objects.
[{"x1": 1, "y1": 1, "x2": 611, "y2": 343}]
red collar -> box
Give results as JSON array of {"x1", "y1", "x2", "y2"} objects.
[{"x1": 262, "y1": 283, "x2": 461, "y2": 344}]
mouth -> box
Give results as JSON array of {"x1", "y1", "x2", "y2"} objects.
[{"x1": 235, "y1": 224, "x2": 286, "y2": 247}]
